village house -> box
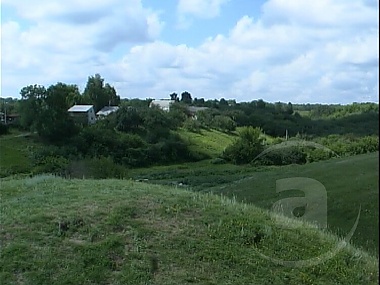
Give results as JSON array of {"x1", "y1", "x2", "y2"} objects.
[
  {"x1": 0, "y1": 112, "x2": 20, "y2": 125},
  {"x1": 67, "y1": 105, "x2": 96, "y2": 125},
  {"x1": 186, "y1": 106, "x2": 209, "y2": 119},
  {"x1": 149, "y1": 99, "x2": 174, "y2": 112},
  {"x1": 96, "y1": 106, "x2": 119, "y2": 119}
]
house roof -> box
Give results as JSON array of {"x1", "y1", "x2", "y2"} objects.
[
  {"x1": 150, "y1": 99, "x2": 173, "y2": 110},
  {"x1": 96, "y1": 106, "x2": 119, "y2": 116},
  {"x1": 68, "y1": 105, "x2": 93, "y2": 112},
  {"x1": 187, "y1": 106, "x2": 209, "y2": 114}
]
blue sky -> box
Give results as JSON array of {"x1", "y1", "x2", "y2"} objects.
[{"x1": 1, "y1": 0, "x2": 379, "y2": 103}]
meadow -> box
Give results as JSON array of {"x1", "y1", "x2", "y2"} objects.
[
  {"x1": 126, "y1": 152, "x2": 379, "y2": 256},
  {"x1": 1, "y1": 125, "x2": 378, "y2": 284},
  {"x1": 0, "y1": 132, "x2": 37, "y2": 177},
  {"x1": 1, "y1": 175, "x2": 378, "y2": 284}
]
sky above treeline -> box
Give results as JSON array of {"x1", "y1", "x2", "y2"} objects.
[{"x1": 1, "y1": 0, "x2": 379, "y2": 104}]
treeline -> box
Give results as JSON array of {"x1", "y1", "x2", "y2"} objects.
[
  {"x1": 220, "y1": 126, "x2": 379, "y2": 165},
  {"x1": 1, "y1": 74, "x2": 378, "y2": 176},
  {"x1": 186, "y1": 99, "x2": 379, "y2": 137},
  {"x1": 0, "y1": 75, "x2": 207, "y2": 177}
]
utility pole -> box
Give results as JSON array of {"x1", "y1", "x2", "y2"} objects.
[{"x1": 4, "y1": 101, "x2": 7, "y2": 125}]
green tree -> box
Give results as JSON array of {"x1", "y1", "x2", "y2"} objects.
[
  {"x1": 142, "y1": 107, "x2": 171, "y2": 143},
  {"x1": 285, "y1": 102, "x2": 294, "y2": 115},
  {"x1": 180, "y1": 91, "x2": 192, "y2": 104},
  {"x1": 223, "y1": 127, "x2": 264, "y2": 164},
  {"x1": 19, "y1": 83, "x2": 78, "y2": 142},
  {"x1": 83, "y1": 74, "x2": 120, "y2": 112},
  {"x1": 19, "y1": 84, "x2": 47, "y2": 130},
  {"x1": 167, "y1": 102, "x2": 188, "y2": 129},
  {"x1": 115, "y1": 105, "x2": 143, "y2": 133},
  {"x1": 212, "y1": 115, "x2": 236, "y2": 133},
  {"x1": 169, "y1": 92, "x2": 179, "y2": 101}
]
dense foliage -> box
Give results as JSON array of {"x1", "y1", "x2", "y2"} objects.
[{"x1": 4, "y1": 74, "x2": 378, "y2": 175}]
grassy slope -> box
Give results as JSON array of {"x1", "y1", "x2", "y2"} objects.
[
  {"x1": 0, "y1": 132, "x2": 37, "y2": 177},
  {"x1": 126, "y1": 152, "x2": 379, "y2": 256},
  {"x1": 176, "y1": 128, "x2": 236, "y2": 158},
  {"x1": 1, "y1": 176, "x2": 378, "y2": 285},
  {"x1": 209, "y1": 152, "x2": 379, "y2": 256},
  {"x1": 176, "y1": 127, "x2": 273, "y2": 159}
]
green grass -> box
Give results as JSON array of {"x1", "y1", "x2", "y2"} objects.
[
  {"x1": 0, "y1": 131, "x2": 39, "y2": 177},
  {"x1": 209, "y1": 152, "x2": 379, "y2": 256},
  {"x1": 1, "y1": 175, "x2": 378, "y2": 284},
  {"x1": 176, "y1": 128, "x2": 236, "y2": 158},
  {"x1": 126, "y1": 152, "x2": 379, "y2": 256}
]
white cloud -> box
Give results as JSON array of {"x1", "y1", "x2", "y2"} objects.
[
  {"x1": 1, "y1": 0, "x2": 164, "y2": 95},
  {"x1": 176, "y1": 0, "x2": 229, "y2": 29},
  {"x1": 177, "y1": 0, "x2": 229, "y2": 18},
  {"x1": 1, "y1": 0, "x2": 378, "y2": 103}
]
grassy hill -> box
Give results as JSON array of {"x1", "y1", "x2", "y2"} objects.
[
  {"x1": 1, "y1": 175, "x2": 378, "y2": 284},
  {"x1": 0, "y1": 132, "x2": 37, "y2": 177},
  {"x1": 176, "y1": 128, "x2": 236, "y2": 158},
  {"x1": 126, "y1": 152, "x2": 379, "y2": 256}
]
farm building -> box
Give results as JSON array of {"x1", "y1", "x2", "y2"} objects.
[
  {"x1": 149, "y1": 99, "x2": 174, "y2": 112},
  {"x1": 186, "y1": 106, "x2": 209, "y2": 119},
  {"x1": 0, "y1": 112, "x2": 20, "y2": 125},
  {"x1": 68, "y1": 105, "x2": 96, "y2": 125},
  {"x1": 96, "y1": 106, "x2": 119, "y2": 119}
]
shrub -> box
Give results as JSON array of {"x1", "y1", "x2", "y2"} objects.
[
  {"x1": 210, "y1": 158, "x2": 226, "y2": 164},
  {"x1": 87, "y1": 156, "x2": 127, "y2": 179},
  {"x1": 183, "y1": 118, "x2": 202, "y2": 133},
  {"x1": 256, "y1": 146, "x2": 307, "y2": 166},
  {"x1": 0, "y1": 123, "x2": 9, "y2": 135},
  {"x1": 32, "y1": 155, "x2": 69, "y2": 176},
  {"x1": 222, "y1": 127, "x2": 264, "y2": 164},
  {"x1": 212, "y1": 115, "x2": 237, "y2": 133}
]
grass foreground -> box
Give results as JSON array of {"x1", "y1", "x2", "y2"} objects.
[
  {"x1": 127, "y1": 152, "x2": 379, "y2": 256},
  {"x1": 1, "y1": 175, "x2": 378, "y2": 284}
]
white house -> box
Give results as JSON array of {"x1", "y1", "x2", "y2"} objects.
[
  {"x1": 68, "y1": 105, "x2": 96, "y2": 125},
  {"x1": 149, "y1": 99, "x2": 174, "y2": 112},
  {"x1": 96, "y1": 106, "x2": 119, "y2": 119}
]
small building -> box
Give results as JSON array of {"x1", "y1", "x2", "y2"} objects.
[
  {"x1": 186, "y1": 106, "x2": 209, "y2": 119},
  {"x1": 0, "y1": 112, "x2": 20, "y2": 124},
  {"x1": 68, "y1": 105, "x2": 96, "y2": 125},
  {"x1": 149, "y1": 99, "x2": 174, "y2": 112},
  {"x1": 96, "y1": 106, "x2": 119, "y2": 119}
]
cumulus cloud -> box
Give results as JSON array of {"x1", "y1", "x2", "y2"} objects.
[
  {"x1": 1, "y1": 0, "x2": 164, "y2": 94},
  {"x1": 177, "y1": 0, "x2": 229, "y2": 18},
  {"x1": 1, "y1": 0, "x2": 378, "y2": 103},
  {"x1": 176, "y1": 0, "x2": 229, "y2": 29}
]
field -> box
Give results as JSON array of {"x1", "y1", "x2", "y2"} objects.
[
  {"x1": 1, "y1": 175, "x2": 378, "y2": 284},
  {"x1": 127, "y1": 152, "x2": 379, "y2": 256},
  {"x1": 176, "y1": 128, "x2": 236, "y2": 158},
  {"x1": 0, "y1": 132, "x2": 37, "y2": 177}
]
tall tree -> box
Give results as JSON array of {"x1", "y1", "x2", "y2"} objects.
[
  {"x1": 19, "y1": 84, "x2": 47, "y2": 129},
  {"x1": 83, "y1": 74, "x2": 120, "y2": 112},
  {"x1": 18, "y1": 83, "x2": 78, "y2": 142},
  {"x1": 169, "y1": 92, "x2": 178, "y2": 101},
  {"x1": 180, "y1": 91, "x2": 192, "y2": 104}
]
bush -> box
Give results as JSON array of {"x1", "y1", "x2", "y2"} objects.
[
  {"x1": 212, "y1": 115, "x2": 236, "y2": 133},
  {"x1": 0, "y1": 123, "x2": 9, "y2": 135},
  {"x1": 305, "y1": 148, "x2": 333, "y2": 163},
  {"x1": 210, "y1": 158, "x2": 226, "y2": 164},
  {"x1": 183, "y1": 118, "x2": 202, "y2": 133},
  {"x1": 256, "y1": 146, "x2": 307, "y2": 166},
  {"x1": 86, "y1": 156, "x2": 127, "y2": 179},
  {"x1": 222, "y1": 127, "x2": 264, "y2": 164}
]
